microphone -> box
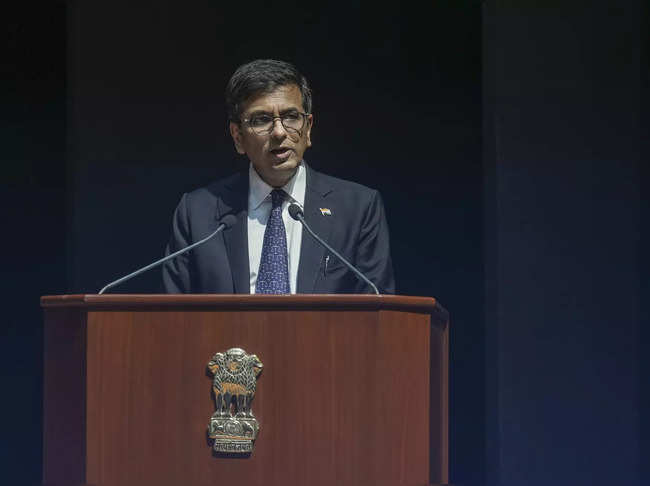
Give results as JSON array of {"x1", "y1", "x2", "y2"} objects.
[
  {"x1": 288, "y1": 203, "x2": 380, "y2": 295},
  {"x1": 98, "y1": 214, "x2": 238, "y2": 294}
]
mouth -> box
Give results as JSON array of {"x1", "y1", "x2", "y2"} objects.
[{"x1": 269, "y1": 147, "x2": 293, "y2": 162}]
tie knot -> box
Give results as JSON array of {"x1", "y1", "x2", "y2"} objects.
[{"x1": 270, "y1": 189, "x2": 286, "y2": 208}]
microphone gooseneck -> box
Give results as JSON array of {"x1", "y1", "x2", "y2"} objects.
[
  {"x1": 288, "y1": 203, "x2": 380, "y2": 295},
  {"x1": 98, "y1": 214, "x2": 237, "y2": 294}
]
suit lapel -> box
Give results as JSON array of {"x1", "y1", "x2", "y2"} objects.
[
  {"x1": 297, "y1": 167, "x2": 334, "y2": 293},
  {"x1": 217, "y1": 172, "x2": 250, "y2": 294}
]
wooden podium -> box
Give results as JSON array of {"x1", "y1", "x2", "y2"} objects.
[{"x1": 41, "y1": 294, "x2": 449, "y2": 486}]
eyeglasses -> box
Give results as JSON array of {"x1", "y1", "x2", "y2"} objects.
[{"x1": 241, "y1": 111, "x2": 310, "y2": 135}]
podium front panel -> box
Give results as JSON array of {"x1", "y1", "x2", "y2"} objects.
[{"x1": 43, "y1": 295, "x2": 447, "y2": 486}]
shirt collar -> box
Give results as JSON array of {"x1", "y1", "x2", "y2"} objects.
[{"x1": 248, "y1": 161, "x2": 306, "y2": 211}]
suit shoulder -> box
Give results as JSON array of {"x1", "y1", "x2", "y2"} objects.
[{"x1": 310, "y1": 168, "x2": 379, "y2": 198}]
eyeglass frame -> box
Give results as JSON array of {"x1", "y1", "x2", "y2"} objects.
[{"x1": 239, "y1": 111, "x2": 311, "y2": 135}]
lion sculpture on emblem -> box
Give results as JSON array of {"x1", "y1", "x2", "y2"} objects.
[{"x1": 207, "y1": 347, "x2": 263, "y2": 453}]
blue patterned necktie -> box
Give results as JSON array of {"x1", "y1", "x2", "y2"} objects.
[{"x1": 255, "y1": 189, "x2": 290, "y2": 294}]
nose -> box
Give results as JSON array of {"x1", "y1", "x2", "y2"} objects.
[{"x1": 270, "y1": 117, "x2": 287, "y2": 139}]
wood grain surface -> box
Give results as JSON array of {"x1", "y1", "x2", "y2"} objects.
[{"x1": 42, "y1": 295, "x2": 448, "y2": 486}]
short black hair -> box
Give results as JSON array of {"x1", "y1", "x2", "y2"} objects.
[{"x1": 225, "y1": 59, "x2": 312, "y2": 122}]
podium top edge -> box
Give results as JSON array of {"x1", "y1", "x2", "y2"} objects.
[{"x1": 40, "y1": 294, "x2": 448, "y2": 322}]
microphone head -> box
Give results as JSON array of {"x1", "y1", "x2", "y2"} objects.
[
  {"x1": 220, "y1": 214, "x2": 238, "y2": 229},
  {"x1": 288, "y1": 203, "x2": 304, "y2": 221}
]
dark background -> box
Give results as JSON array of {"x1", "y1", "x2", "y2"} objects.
[{"x1": 1, "y1": 1, "x2": 644, "y2": 485}]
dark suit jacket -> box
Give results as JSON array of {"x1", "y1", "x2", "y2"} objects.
[{"x1": 162, "y1": 165, "x2": 395, "y2": 294}]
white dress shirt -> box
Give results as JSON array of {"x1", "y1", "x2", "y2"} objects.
[{"x1": 248, "y1": 162, "x2": 306, "y2": 294}]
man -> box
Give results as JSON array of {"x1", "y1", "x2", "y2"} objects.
[{"x1": 162, "y1": 59, "x2": 395, "y2": 294}]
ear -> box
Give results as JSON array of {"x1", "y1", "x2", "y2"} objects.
[
  {"x1": 305, "y1": 114, "x2": 314, "y2": 148},
  {"x1": 229, "y1": 121, "x2": 246, "y2": 154}
]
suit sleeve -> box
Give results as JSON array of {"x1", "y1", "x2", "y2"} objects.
[
  {"x1": 355, "y1": 190, "x2": 396, "y2": 294},
  {"x1": 162, "y1": 193, "x2": 193, "y2": 293}
]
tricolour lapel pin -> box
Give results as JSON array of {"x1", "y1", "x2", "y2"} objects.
[{"x1": 319, "y1": 208, "x2": 332, "y2": 216}]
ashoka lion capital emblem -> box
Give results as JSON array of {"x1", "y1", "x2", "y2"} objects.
[{"x1": 207, "y1": 347, "x2": 263, "y2": 453}]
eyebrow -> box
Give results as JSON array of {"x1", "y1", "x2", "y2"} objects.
[{"x1": 246, "y1": 108, "x2": 300, "y2": 118}]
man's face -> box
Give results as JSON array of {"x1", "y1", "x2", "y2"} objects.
[{"x1": 229, "y1": 84, "x2": 313, "y2": 187}]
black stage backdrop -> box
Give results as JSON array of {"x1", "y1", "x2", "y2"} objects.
[
  {"x1": 1, "y1": 1, "x2": 644, "y2": 485},
  {"x1": 483, "y1": 2, "x2": 641, "y2": 485},
  {"x1": 2, "y1": 4, "x2": 67, "y2": 486}
]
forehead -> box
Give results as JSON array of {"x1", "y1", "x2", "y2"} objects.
[{"x1": 242, "y1": 84, "x2": 303, "y2": 114}]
